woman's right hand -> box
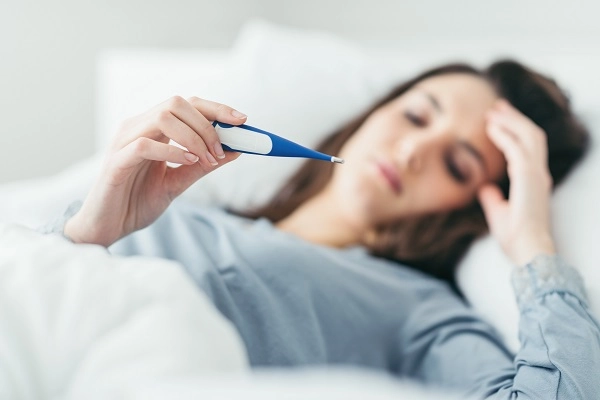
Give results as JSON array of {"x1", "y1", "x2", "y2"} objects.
[{"x1": 64, "y1": 96, "x2": 247, "y2": 247}]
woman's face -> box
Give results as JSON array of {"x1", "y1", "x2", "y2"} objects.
[{"x1": 329, "y1": 73, "x2": 507, "y2": 226}]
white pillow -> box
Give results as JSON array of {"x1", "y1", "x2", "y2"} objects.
[
  {"x1": 95, "y1": 49, "x2": 233, "y2": 153},
  {"x1": 0, "y1": 154, "x2": 103, "y2": 228}
]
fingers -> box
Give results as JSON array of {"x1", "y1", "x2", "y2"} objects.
[
  {"x1": 487, "y1": 100, "x2": 548, "y2": 162},
  {"x1": 110, "y1": 95, "x2": 248, "y2": 172},
  {"x1": 153, "y1": 106, "x2": 218, "y2": 169},
  {"x1": 166, "y1": 96, "x2": 227, "y2": 162},
  {"x1": 144, "y1": 96, "x2": 248, "y2": 169},
  {"x1": 485, "y1": 119, "x2": 525, "y2": 174},
  {"x1": 114, "y1": 137, "x2": 202, "y2": 170},
  {"x1": 477, "y1": 183, "x2": 507, "y2": 229},
  {"x1": 486, "y1": 99, "x2": 553, "y2": 187},
  {"x1": 187, "y1": 96, "x2": 247, "y2": 124},
  {"x1": 165, "y1": 151, "x2": 243, "y2": 198}
]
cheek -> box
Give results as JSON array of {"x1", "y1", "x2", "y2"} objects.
[
  {"x1": 340, "y1": 116, "x2": 399, "y2": 158},
  {"x1": 412, "y1": 177, "x2": 476, "y2": 213}
]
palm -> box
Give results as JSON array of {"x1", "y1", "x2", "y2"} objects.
[{"x1": 126, "y1": 161, "x2": 173, "y2": 234}]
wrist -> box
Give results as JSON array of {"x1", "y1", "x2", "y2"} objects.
[
  {"x1": 64, "y1": 213, "x2": 114, "y2": 247},
  {"x1": 63, "y1": 214, "x2": 87, "y2": 244},
  {"x1": 511, "y1": 253, "x2": 587, "y2": 307},
  {"x1": 511, "y1": 232, "x2": 556, "y2": 267}
]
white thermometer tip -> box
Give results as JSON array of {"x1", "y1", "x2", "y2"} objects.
[{"x1": 332, "y1": 157, "x2": 345, "y2": 164}]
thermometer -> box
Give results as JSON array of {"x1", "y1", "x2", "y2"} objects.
[{"x1": 212, "y1": 121, "x2": 344, "y2": 164}]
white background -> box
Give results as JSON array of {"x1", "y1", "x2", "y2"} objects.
[{"x1": 1, "y1": 0, "x2": 598, "y2": 183}]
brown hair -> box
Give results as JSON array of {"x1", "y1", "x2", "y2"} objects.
[{"x1": 233, "y1": 60, "x2": 590, "y2": 291}]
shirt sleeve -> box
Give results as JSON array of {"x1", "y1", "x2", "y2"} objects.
[
  {"x1": 36, "y1": 200, "x2": 83, "y2": 242},
  {"x1": 397, "y1": 254, "x2": 600, "y2": 399}
]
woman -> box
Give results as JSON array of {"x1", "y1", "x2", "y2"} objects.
[{"x1": 49, "y1": 60, "x2": 600, "y2": 398}]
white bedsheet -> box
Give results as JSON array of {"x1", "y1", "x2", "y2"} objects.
[
  {"x1": 0, "y1": 223, "x2": 466, "y2": 400},
  {"x1": 0, "y1": 223, "x2": 248, "y2": 399}
]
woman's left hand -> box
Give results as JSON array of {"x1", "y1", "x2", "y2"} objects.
[{"x1": 478, "y1": 99, "x2": 556, "y2": 267}]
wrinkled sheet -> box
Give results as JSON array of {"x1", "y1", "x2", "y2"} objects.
[
  {"x1": 0, "y1": 223, "x2": 248, "y2": 399},
  {"x1": 0, "y1": 223, "x2": 464, "y2": 400}
]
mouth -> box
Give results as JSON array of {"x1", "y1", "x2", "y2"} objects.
[{"x1": 376, "y1": 161, "x2": 402, "y2": 195}]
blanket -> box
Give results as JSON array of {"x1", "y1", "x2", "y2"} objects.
[
  {"x1": 0, "y1": 224, "x2": 464, "y2": 400},
  {"x1": 0, "y1": 224, "x2": 248, "y2": 399}
]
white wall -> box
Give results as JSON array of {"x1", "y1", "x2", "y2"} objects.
[
  {"x1": 1, "y1": 0, "x2": 598, "y2": 183},
  {"x1": 0, "y1": 0, "x2": 267, "y2": 183}
]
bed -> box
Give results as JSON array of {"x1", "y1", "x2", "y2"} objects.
[{"x1": 1, "y1": 20, "x2": 599, "y2": 399}]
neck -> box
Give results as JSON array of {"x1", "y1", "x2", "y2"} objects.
[{"x1": 275, "y1": 188, "x2": 372, "y2": 248}]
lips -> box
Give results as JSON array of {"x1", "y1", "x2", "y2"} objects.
[{"x1": 376, "y1": 161, "x2": 402, "y2": 194}]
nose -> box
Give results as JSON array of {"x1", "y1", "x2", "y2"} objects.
[{"x1": 394, "y1": 133, "x2": 442, "y2": 174}]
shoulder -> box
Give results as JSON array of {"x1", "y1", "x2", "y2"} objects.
[
  {"x1": 352, "y1": 255, "x2": 474, "y2": 325},
  {"x1": 345, "y1": 248, "x2": 460, "y2": 302}
]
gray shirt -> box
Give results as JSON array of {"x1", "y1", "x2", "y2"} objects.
[{"x1": 48, "y1": 199, "x2": 600, "y2": 398}]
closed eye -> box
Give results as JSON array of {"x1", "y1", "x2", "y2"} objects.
[
  {"x1": 444, "y1": 151, "x2": 470, "y2": 184},
  {"x1": 404, "y1": 111, "x2": 426, "y2": 127},
  {"x1": 404, "y1": 109, "x2": 476, "y2": 184}
]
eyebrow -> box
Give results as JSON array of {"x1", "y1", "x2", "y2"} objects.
[
  {"x1": 424, "y1": 92, "x2": 442, "y2": 113},
  {"x1": 420, "y1": 91, "x2": 488, "y2": 178}
]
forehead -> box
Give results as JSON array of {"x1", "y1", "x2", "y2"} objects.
[
  {"x1": 413, "y1": 73, "x2": 498, "y2": 113},
  {"x1": 407, "y1": 73, "x2": 506, "y2": 181}
]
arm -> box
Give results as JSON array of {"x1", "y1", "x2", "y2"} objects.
[
  {"x1": 399, "y1": 99, "x2": 600, "y2": 398},
  {"x1": 399, "y1": 254, "x2": 600, "y2": 399}
]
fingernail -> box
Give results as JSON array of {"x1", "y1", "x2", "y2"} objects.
[
  {"x1": 214, "y1": 143, "x2": 226, "y2": 159},
  {"x1": 206, "y1": 151, "x2": 218, "y2": 166},
  {"x1": 184, "y1": 152, "x2": 199, "y2": 163},
  {"x1": 231, "y1": 109, "x2": 247, "y2": 119}
]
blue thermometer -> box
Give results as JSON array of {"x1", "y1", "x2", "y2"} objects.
[{"x1": 212, "y1": 121, "x2": 344, "y2": 164}]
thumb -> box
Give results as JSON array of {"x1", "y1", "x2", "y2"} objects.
[{"x1": 478, "y1": 184, "x2": 506, "y2": 227}]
